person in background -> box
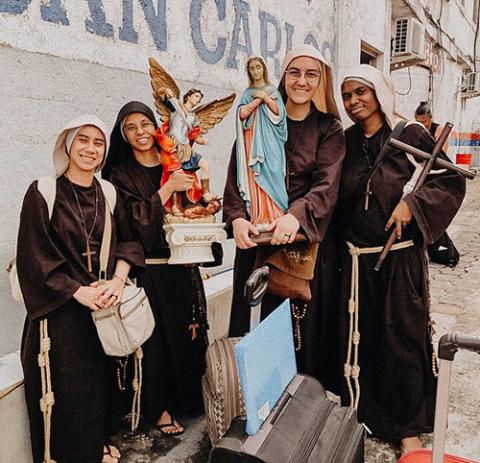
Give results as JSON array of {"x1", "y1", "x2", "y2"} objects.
[{"x1": 414, "y1": 101, "x2": 449, "y2": 152}]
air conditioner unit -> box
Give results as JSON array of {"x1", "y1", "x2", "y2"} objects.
[
  {"x1": 392, "y1": 17, "x2": 425, "y2": 61},
  {"x1": 461, "y1": 72, "x2": 480, "y2": 94}
]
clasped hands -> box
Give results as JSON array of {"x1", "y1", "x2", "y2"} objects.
[
  {"x1": 232, "y1": 214, "x2": 300, "y2": 250},
  {"x1": 74, "y1": 276, "x2": 125, "y2": 312},
  {"x1": 252, "y1": 89, "x2": 274, "y2": 102}
]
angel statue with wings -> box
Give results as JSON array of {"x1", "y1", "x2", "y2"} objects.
[{"x1": 149, "y1": 58, "x2": 236, "y2": 219}]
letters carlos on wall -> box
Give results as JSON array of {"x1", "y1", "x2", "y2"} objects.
[{"x1": 1, "y1": 0, "x2": 334, "y2": 78}]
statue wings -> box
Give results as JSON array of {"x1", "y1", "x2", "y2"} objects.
[
  {"x1": 149, "y1": 57, "x2": 236, "y2": 131},
  {"x1": 194, "y1": 93, "x2": 236, "y2": 134},
  {"x1": 149, "y1": 58, "x2": 180, "y2": 119}
]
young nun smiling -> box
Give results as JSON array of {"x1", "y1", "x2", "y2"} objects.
[
  {"x1": 223, "y1": 44, "x2": 346, "y2": 394},
  {"x1": 17, "y1": 115, "x2": 144, "y2": 463}
]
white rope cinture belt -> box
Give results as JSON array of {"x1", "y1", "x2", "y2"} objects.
[{"x1": 344, "y1": 239, "x2": 414, "y2": 409}]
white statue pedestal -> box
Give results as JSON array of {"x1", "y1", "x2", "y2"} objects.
[{"x1": 163, "y1": 223, "x2": 227, "y2": 265}]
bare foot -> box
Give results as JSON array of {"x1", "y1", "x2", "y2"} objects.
[
  {"x1": 156, "y1": 410, "x2": 184, "y2": 436},
  {"x1": 103, "y1": 445, "x2": 120, "y2": 463},
  {"x1": 400, "y1": 436, "x2": 423, "y2": 454}
]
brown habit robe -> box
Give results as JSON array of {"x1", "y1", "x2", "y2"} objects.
[
  {"x1": 223, "y1": 106, "x2": 346, "y2": 393},
  {"x1": 18, "y1": 176, "x2": 144, "y2": 463},
  {"x1": 106, "y1": 158, "x2": 209, "y2": 420},
  {"x1": 103, "y1": 100, "x2": 214, "y2": 421},
  {"x1": 333, "y1": 122, "x2": 466, "y2": 439}
]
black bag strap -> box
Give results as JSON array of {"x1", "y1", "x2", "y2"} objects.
[{"x1": 369, "y1": 120, "x2": 408, "y2": 175}]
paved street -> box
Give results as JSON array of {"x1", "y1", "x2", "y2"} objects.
[{"x1": 116, "y1": 177, "x2": 480, "y2": 463}]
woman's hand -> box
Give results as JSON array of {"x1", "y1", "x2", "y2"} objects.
[
  {"x1": 160, "y1": 170, "x2": 195, "y2": 205},
  {"x1": 73, "y1": 285, "x2": 106, "y2": 311},
  {"x1": 266, "y1": 213, "x2": 300, "y2": 245},
  {"x1": 167, "y1": 170, "x2": 194, "y2": 192},
  {"x1": 385, "y1": 199, "x2": 413, "y2": 239},
  {"x1": 232, "y1": 218, "x2": 259, "y2": 249},
  {"x1": 91, "y1": 277, "x2": 126, "y2": 309}
]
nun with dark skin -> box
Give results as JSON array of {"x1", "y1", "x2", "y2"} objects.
[
  {"x1": 18, "y1": 115, "x2": 144, "y2": 463},
  {"x1": 335, "y1": 65, "x2": 465, "y2": 454},
  {"x1": 103, "y1": 101, "x2": 210, "y2": 436}
]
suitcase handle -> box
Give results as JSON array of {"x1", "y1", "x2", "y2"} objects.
[
  {"x1": 438, "y1": 332, "x2": 480, "y2": 361},
  {"x1": 245, "y1": 266, "x2": 269, "y2": 308}
]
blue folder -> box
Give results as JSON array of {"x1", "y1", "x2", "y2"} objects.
[{"x1": 234, "y1": 300, "x2": 297, "y2": 435}]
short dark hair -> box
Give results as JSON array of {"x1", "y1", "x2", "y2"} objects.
[
  {"x1": 415, "y1": 101, "x2": 432, "y2": 117},
  {"x1": 183, "y1": 88, "x2": 204, "y2": 104}
]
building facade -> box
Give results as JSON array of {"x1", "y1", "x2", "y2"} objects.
[{"x1": 0, "y1": 0, "x2": 477, "y2": 356}]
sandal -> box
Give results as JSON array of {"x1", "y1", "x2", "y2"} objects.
[
  {"x1": 156, "y1": 413, "x2": 185, "y2": 437},
  {"x1": 103, "y1": 445, "x2": 120, "y2": 463}
]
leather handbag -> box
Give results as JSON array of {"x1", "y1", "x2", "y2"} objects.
[
  {"x1": 256, "y1": 241, "x2": 319, "y2": 302},
  {"x1": 91, "y1": 199, "x2": 155, "y2": 357}
]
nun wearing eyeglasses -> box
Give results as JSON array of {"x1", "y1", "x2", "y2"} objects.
[
  {"x1": 334, "y1": 64, "x2": 465, "y2": 453},
  {"x1": 223, "y1": 45, "x2": 346, "y2": 394}
]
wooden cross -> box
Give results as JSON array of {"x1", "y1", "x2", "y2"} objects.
[
  {"x1": 374, "y1": 123, "x2": 474, "y2": 271},
  {"x1": 82, "y1": 242, "x2": 96, "y2": 273}
]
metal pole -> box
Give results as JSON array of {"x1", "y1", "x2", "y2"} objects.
[{"x1": 432, "y1": 359, "x2": 453, "y2": 463}]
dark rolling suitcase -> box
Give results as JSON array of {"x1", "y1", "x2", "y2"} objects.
[{"x1": 210, "y1": 373, "x2": 364, "y2": 463}]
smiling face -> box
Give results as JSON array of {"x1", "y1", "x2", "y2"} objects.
[
  {"x1": 284, "y1": 56, "x2": 321, "y2": 107},
  {"x1": 68, "y1": 125, "x2": 105, "y2": 174},
  {"x1": 123, "y1": 112, "x2": 156, "y2": 152},
  {"x1": 341, "y1": 80, "x2": 382, "y2": 124}
]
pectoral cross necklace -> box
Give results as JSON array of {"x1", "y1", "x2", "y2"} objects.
[{"x1": 65, "y1": 175, "x2": 99, "y2": 272}]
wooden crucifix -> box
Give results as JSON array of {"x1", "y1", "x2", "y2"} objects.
[
  {"x1": 374, "y1": 122, "x2": 475, "y2": 271},
  {"x1": 82, "y1": 242, "x2": 96, "y2": 273}
]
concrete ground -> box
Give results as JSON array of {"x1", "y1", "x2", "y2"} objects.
[{"x1": 115, "y1": 178, "x2": 480, "y2": 463}]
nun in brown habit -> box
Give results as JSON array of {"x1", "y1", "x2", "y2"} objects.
[
  {"x1": 223, "y1": 45, "x2": 346, "y2": 394},
  {"x1": 17, "y1": 115, "x2": 144, "y2": 463},
  {"x1": 335, "y1": 65, "x2": 466, "y2": 453},
  {"x1": 102, "y1": 101, "x2": 213, "y2": 436}
]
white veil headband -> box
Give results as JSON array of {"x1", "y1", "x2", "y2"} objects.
[
  {"x1": 279, "y1": 44, "x2": 341, "y2": 119},
  {"x1": 52, "y1": 115, "x2": 109, "y2": 177}
]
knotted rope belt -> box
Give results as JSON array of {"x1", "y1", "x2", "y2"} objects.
[
  {"x1": 131, "y1": 347, "x2": 143, "y2": 432},
  {"x1": 344, "y1": 239, "x2": 414, "y2": 409},
  {"x1": 38, "y1": 319, "x2": 56, "y2": 463}
]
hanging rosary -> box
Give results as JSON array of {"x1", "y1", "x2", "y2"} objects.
[
  {"x1": 291, "y1": 302, "x2": 308, "y2": 351},
  {"x1": 189, "y1": 267, "x2": 208, "y2": 344},
  {"x1": 116, "y1": 357, "x2": 129, "y2": 391},
  {"x1": 65, "y1": 174, "x2": 99, "y2": 272}
]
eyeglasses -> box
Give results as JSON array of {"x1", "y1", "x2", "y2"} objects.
[
  {"x1": 285, "y1": 68, "x2": 321, "y2": 81},
  {"x1": 124, "y1": 121, "x2": 155, "y2": 134}
]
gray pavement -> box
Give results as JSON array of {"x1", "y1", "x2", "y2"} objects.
[{"x1": 116, "y1": 178, "x2": 480, "y2": 463}]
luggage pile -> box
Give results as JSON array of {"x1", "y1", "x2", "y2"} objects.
[{"x1": 203, "y1": 267, "x2": 365, "y2": 463}]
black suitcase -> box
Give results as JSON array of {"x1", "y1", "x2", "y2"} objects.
[{"x1": 209, "y1": 373, "x2": 364, "y2": 463}]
